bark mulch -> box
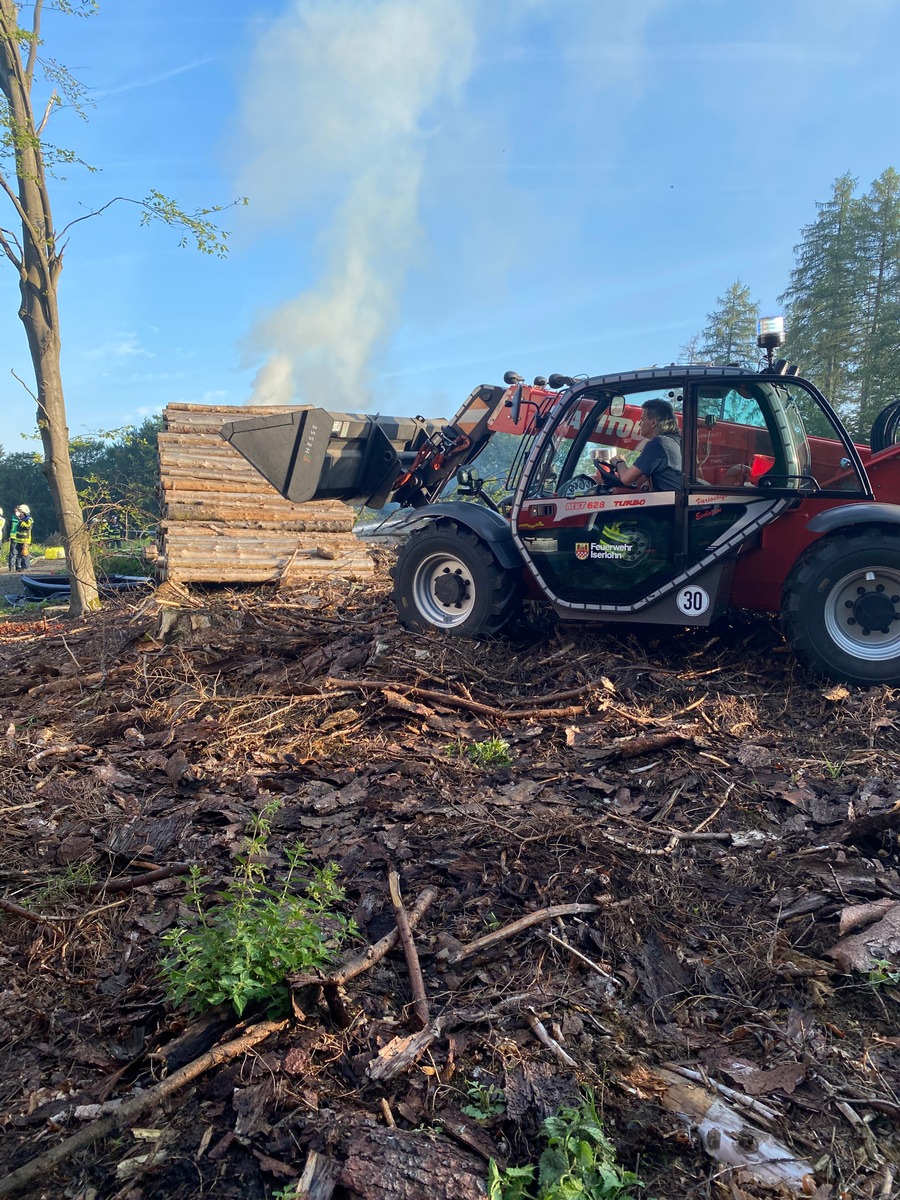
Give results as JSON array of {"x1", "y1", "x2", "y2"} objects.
[{"x1": 0, "y1": 567, "x2": 897, "y2": 1199}]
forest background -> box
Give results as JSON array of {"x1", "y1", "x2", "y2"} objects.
[{"x1": 2, "y1": 167, "x2": 899, "y2": 543}]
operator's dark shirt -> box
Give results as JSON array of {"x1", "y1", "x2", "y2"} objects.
[{"x1": 633, "y1": 433, "x2": 682, "y2": 491}]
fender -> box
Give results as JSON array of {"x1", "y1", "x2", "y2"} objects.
[
  {"x1": 806, "y1": 502, "x2": 900, "y2": 534},
  {"x1": 393, "y1": 501, "x2": 524, "y2": 570}
]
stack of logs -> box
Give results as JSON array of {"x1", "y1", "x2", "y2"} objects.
[{"x1": 154, "y1": 403, "x2": 374, "y2": 585}]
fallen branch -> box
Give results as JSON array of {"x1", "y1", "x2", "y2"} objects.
[
  {"x1": 289, "y1": 886, "x2": 438, "y2": 989},
  {"x1": 0, "y1": 896, "x2": 69, "y2": 929},
  {"x1": 523, "y1": 1007, "x2": 577, "y2": 1069},
  {"x1": 625, "y1": 1065, "x2": 816, "y2": 1194},
  {"x1": 388, "y1": 869, "x2": 429, "y2": 1030},
  {"x1": 0, "y1": 1019, "x2": 287, "y2": 1199},
  {"x1": 28, "y1": 675, "x2": 105, "y2": 697},
  {"x1": 441, "y1": 903, "x2": 601, "y2": 966},
  {"x1": 589, "y1": 730, "x2": 693, "y2": 762},
  {"x1": 80, "y1": 863, "x2": 193, "y2": 894},
  {"x1": 325, "y1": 676, "x2": 583, "y2": 721}
]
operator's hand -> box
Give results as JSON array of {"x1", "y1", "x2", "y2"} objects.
[{"x1": 594, "y1": 459, "x2": 619, "y2": 488}]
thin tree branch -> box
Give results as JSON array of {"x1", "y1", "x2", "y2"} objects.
[
  {"x1": 0, "y1": 154, "x2": 50, "y2": 275},
  {"x1": 10, "y1": 368, "x2": 37, "y2": 401},
  {"x1": 24, "y1": 0, "x2": 41, "y2": 86},
  {"x1": 56, "y1": 194, "x2": 128, "y2": 239},
  {"x1": 35, "y1": 87, "x2": 57, "y2": 136},
  {"x1": 388, "y1": 869, "x2": 429, "y2": 1030},
  {"x1": 0, "y1": 222, "x2": 21, "y2": 269}
]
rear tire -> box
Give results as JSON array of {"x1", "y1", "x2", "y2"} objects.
[
  {"x1": 869, "y1": 400, "x2": 900, "y2": 452},
  {"x1": 782, "y1": 530, "x2": 900, "y2": 685},
  {"x1": 391, "y1": 522, "x2": 522, "y2": 637}
]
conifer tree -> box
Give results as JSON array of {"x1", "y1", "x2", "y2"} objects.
[
  {"x1": 683, "y1": 280, "x2": 760, "y2": 368},
  {"x1": 780, "y1": 173, "x2": 863, "y2": 430},
  {"x1": 855, "y1": 168, "x2": 900, "y2": 434}
]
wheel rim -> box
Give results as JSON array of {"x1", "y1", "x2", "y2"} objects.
[
  {"x1": 824, "y1": 565, "x2": 900, "y2": 661},
  {"x1": 411, "y1": 550, "x2": 477, "y2": 628}
]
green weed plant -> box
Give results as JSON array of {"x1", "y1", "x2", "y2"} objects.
[
  {"x1": 448, "y1": 736, "x2": 513, "y2": 767},
  {"x1": 461, "y1": 1079, "x2": 507, "y2": 1121},
  {"x1": 161, "y1": 802, "x2": 354, "y2": 1016},
  {"x1": 868, "y1": 958, "x2": 900, "y2": 988},
  {"x1": 488, "y1": 1093, "x2": 641, "y2": 1200}
]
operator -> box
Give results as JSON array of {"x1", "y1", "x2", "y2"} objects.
[
  {"x1": 601, "y1": 399, "x2": 682, "y2": 492},
  {"x1": 8, "y1": 504, "x2": 33, "y2": 571}
]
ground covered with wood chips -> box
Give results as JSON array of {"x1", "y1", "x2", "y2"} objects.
[{"x1": 0, "y1": 559, "x2": 898, "y2": 1200}]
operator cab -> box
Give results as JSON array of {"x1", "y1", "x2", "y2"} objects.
[{"x1": 512, "y1": 362, "x2": 870, "y2": 626}]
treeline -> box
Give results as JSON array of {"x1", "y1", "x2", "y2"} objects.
[
  {"x1": 686, "y1": 168, "x2": 900, "y2": 440},
  {"x1": 0, "y1": 416, "x2": 161, "y2": 543}
]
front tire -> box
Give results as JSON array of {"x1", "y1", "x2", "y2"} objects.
[
  {"x1": 391, "y1": 522, "x2": 522, "y2": 637},
  {"x1": 782, "y1": 530, "x2": 900, "y2": 685}
]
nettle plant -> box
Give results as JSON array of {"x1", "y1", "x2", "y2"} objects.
[
  {"x1": 488, "y1": 1093, "x2": 642, "y2": 1200},
  {"x1": 161, "y1": 801, "x2": 354, "y2": 1016}
]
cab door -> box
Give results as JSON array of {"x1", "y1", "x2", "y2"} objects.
[
  {"x1": 510, "y1": 373, "x2": 812, "y2": 626},
  {"x1": 511, "y1": 378, "x2": 704, "y2": 620},
  {"x1": 685, "y1": 378, "x2": 801, "y2": 575}
]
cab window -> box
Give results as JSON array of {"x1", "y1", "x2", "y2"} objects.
[
  {"x1": 527, "y1": 384, "x2": 684, "y2": 496},
  {"x1": 768, "y1": 381, "x2": 866, "y2": 493},
  {"x1": 694, "y1": 385, "x2": 778, "y2": 487}
]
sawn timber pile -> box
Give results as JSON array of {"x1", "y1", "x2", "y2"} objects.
[
  {"x1": 0, "y1": 570, "x2": 898, "y2": 1200},
  {"x1": 156, "y1": 403, "x2": 373, "y2": 585}
]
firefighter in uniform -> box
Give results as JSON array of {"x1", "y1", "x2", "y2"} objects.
[{"x1": 8, "y1": 504, "x2": 33, "y2": 571}]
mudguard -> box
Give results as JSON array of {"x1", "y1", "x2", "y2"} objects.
[
  {"x1": 393, "y1": 501, "x2": 524, "y2": 570},
  {"x1": 806, "y1": 502, "x2": 900, "y2": 534}
]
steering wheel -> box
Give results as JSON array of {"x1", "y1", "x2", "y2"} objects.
[
  {"x1": 561, "y1": 473, "x2": 601, "y2": 499},
  {"x1": 593, "y1": 460, "x2": 619, "y2": 489}
]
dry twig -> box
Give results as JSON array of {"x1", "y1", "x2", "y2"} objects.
[
  {"x1": 523, "y1": 1007, "x2": 577, "y2": 1068},
  {"x1": 442, "y1": 903, "x2": 601, "y2": 965},
  {"x1": 388, "y1": 869, "x2": 430, "y2": 1029},
  {"x1": 290, "y1": 886, "x2": 438, "y2": 989}
]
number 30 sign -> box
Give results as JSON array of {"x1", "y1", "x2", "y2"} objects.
[{"x1": 676, "y1": 586, "x2": 710, "y2": 616}]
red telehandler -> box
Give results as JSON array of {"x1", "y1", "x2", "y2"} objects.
[{"x1": 223, "y1": 335, "x2": 900, "y2": 686}]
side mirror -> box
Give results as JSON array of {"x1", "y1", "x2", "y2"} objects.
[
  {"x1": 456, "y1": 467, "x2": 474, "y2": 487},
  {"x1": 609, "y1": 396, "x2": 626, "y2": 416},
  {"x1": 508, "y1": 383, "x2": 523, "y2": 426}
]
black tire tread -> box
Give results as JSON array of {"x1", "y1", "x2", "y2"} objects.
[
  {"x1": 782, "y1": 528, "x2": 900, "y2": 685},
  {"x1": 391, "y1": 520, "x2": 521, "y2": 637}
]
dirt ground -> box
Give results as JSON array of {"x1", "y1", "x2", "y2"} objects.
[{"x1": 0, "y1": 563, "x2": 897, "y2": 1200}]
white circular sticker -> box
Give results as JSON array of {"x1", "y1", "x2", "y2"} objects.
[{"x1": 676, "y1": 585, "x2": 710, "y2": 616}]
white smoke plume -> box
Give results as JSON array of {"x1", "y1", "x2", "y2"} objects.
[
  {"x1": 234, "y1": 0, "x2": 671, "y2": 408},
  {"x1": 235, "y1": 0, "x2": 476, "y2": 406}
]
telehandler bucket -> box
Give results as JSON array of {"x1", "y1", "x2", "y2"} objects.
[{"x1": 221, "y1": 408, "x2": 451, "y2": 510}]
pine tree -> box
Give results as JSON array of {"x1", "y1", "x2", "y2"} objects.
[
  {"x1": 683, "y1": 280, "x2": 760, "y2": 367},
  {"x1": 780, "y1": 173, "x2": 864, "y2": 431},
  {"x1": 855, "y1": 168, "x2": 900, "y2": 434}
]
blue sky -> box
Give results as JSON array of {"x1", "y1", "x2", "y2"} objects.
[{"x1": 0, "y1": 0, "x2": 897, "y2": 452}]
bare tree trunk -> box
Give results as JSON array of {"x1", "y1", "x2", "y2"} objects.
[
  {"x1": 0, "y1": 0, "x2": 99, "y2": 615},
  {"x1": 19, "y1": 289, "x2": 98, "y2": 614}
]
